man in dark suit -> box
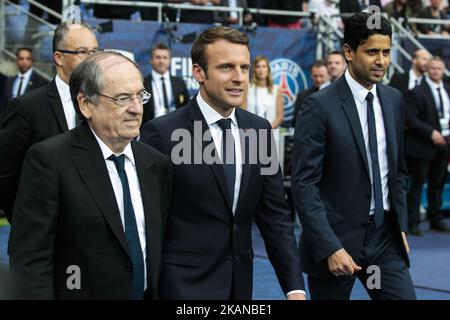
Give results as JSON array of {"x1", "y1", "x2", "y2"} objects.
[
  {"x1": 0, "y1": 21, "x2": 99, "y2": 222},
  {"x1": 292, "y1": 60, "x2": 330, "y2": 127},
  {"x1": 405, "y1": 56, "x2": 450, "y2": 235},
  {"x1": 141, "y1": 27, "x2": 305, "y2": 300},
  {"x1": 8, "y1": 51, "x2": 173, "y2": 300},
  {"x1": 1, "y1": 48, "x2": 48, "y2": 119},
  {"x1": 142, "y1": 42, "x2": 189, "y2": 127},
  {"x1": 292, "y1": 12, "x2": 416, "y2": 300},
  {"x1": 389, "y1": 49, "x2": 430, "y2": 97}
]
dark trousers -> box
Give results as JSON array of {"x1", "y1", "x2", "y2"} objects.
[
  {"x1": 406, "y1": 145, "x2": 449, "y2": 227},
  {"x1": 308, "y1": 214, "x2": 416, "y2": 300}
]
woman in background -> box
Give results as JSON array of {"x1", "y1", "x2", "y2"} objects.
[{"x1": 246, "y1": 55, "x2": 284, "y2": 129}]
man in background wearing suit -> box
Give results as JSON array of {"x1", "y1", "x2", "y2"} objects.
[
  {"x1": 389, "y1": 49, "x2": 430, "y2": 97},
  {"x1": 405, "y1": 56, "x2": 450, "y2": 235},
  {"x1": 142, "y1": 43, "x2": 189, "y2": 127},
  {"x1": 1, "y1": 48, "x2": 48, "y2": 121},
  {"x1": 141, "y1": 27, "x2": 305, "y2": 300},
  {"x1": 0, "y1": 21, "x2": 99, "y2": 222},
  {"x1": 327, "y1": 51, "x2": 347, "y2": 82},
  {"x1": 292, "y1": 60, "x2": 330, "y2": 127},
  {"x1": 292, "y1": 12, "x2": 416, "y2": 300},
  {"x1": 8, "y1": 51, "x2": 173, "y2": 299}
]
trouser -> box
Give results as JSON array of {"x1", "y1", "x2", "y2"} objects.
[
  {"x1": 308, "y1": 213, "x2": 416, "y2": 300},
  {"x1": 406, "y1": 145, "x2": 449, "y2": 227}
]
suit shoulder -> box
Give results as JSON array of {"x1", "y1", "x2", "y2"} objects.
[
  {"x1": 133, "y1": 140, "x2": 171, "y2": 164},
  {"x1": 27, "y1": 129, "x2": 70, "y2": 154},
  {"x1": 14, "y1": 82, "x2": 50, "y2": 107},
  {"x1": 236, "y1": 108, "x2": 272, "y2": 128}
]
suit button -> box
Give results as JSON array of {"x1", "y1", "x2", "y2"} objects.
[
  {"x1": 233, "y1": 223, "x2": 238, "y2": 231},
  {"x1": 226, "y1": 255, "x2": 233, "y2": 263}
]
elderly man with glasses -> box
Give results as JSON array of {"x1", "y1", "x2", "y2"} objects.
[
  {"x1": 8, "y1": 51, "x2": 173, "y2": 300},
  {"x1": 0, "y1": 21, "x2": 100, "y2": 223}
]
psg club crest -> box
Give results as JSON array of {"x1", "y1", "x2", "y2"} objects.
[{"x1": 270, "y1": 59, "x2": 308, "y2": 122}]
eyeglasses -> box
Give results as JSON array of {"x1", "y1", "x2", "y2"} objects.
[
  {"x1": 98, "y1": 91, "x2": 151, "y2": 107},
  {"x1": 57, "y1": 48, "x2": 104, "y2": 56}
]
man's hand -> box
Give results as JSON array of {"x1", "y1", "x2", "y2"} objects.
[
  {"x1": 401, "y1": 231, "x2": 410, "y2": 254},
  {"x1": 431, "y1": 130, "x2": 446, "y2": 146},
  {"x1": 287, "y1": 293, "x2": 307, "y2": 300},
  {"x1": 327, "y1": 248, "x2": 362, "y2": 276}
]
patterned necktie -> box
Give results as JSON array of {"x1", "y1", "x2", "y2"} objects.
[
  {"x1": 366, "y1": 92, "x2": 384, "y2": 228},
  {"x1": 108, "y1": 154, "x2": 145, "y2": 299}
]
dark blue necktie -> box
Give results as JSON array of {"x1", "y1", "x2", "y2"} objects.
[
  {"x1": 108, "y1": 154, "x2": 145, "y2": 299},
  {"x1": 366, "y1": 92, "x2": 384, "y2": 228},
  {"x1": 216, "y1": 118, "x2": 236, "y2": 206},
  {"x1": 437, "y1": 87, "x2": 444, "y2": 119}
]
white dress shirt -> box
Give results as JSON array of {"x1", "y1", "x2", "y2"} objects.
[
  {"x1": 151, "y1": 69, "x2": 174, "y2": 118},
  {"x1": 408, "y1": 69, "x2": 423, "y2": 90},
  {"x1": 345, "y1": 70, "x2": 390, "y2": 214},
  {"x1": 12, "y1": 68, "x2": 33, "y2": 98},
  {"x1": 91, "y1": 129, "x2": 148, "y2": 290},
  {"x1": 197, "y1": 93, "x2": 242, "y2": 214},
  {"x1": 196, "y1": 93, "x2": 305, "y2": 297},
  {"x1": 55, "y1": 74, "x2": 77, "y2": 130},
  {"x1": 426, "y1": 76, "x2": 450, "y2": 136}
]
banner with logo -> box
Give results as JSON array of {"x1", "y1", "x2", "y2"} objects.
[{"x1": 89, "y1": 19, "x2": 317, "y2": 122}]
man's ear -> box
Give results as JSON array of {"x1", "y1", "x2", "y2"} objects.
[
  {"x1": 53, "y1": 51, "x2": 63, "y2": 68},
  {"x1": 78, "y1": 93, "x2": 92, "y2": 119},
  {"x1": 343, "y1": 44, "x2": 354, "y2": 64},
  {"x1": 192, "y1": 64, "x2": 205, "y2": 84}
]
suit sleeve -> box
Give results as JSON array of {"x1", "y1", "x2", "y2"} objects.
[
  {"x1": 255, "y1": 121, "x2": 305, "y2": 294},
  {"x1": 161, "y1": 157, "x2": 173, "y2": 235},
  {"x1": 395, "y1": 93, "x2": 409, "y2": 233},
  {"x1": 0, "y1": 98, "x2": 32, "y2": 221},
  {"x1": 8, "y1": 143, "x2": 59, "y2": 299},
  {"x1": 140, "y1": 120, "x2": 168, "y2": 156},
  {"x1": 291, "y1": 96, "x2": 343, "y2": 264},
  {"x1": 405, "y1": 89, "x2": 434, "y2": 141}
]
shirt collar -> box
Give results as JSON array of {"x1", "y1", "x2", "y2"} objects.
[
  {"x1": 344, "y1": 69, "x2": 377, "y2": 104},
  {"x1": 152, "y1": 69, "x2": 170, "y2": 82},
  {"x1": 90, "y1": 126, "x2": 135, "y2": 166},
  {"x1": 425, "y1": 75, "x2": 443, "y2": 90},
  {"x1": 196, "y1": 92, "x2": 238, "y2": 127},
  {"x1": 409, "y1": 68, "x2": 421, "y2": 82},
  {"x1": 55, "y1": 74, "x2": 72, "y2": 103},
  {"x1": 17, "y1": 68, "x2": 33, "y2": 80}
]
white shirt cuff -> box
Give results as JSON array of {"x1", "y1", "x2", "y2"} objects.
[{"x1": 286, "y1": 290, "x2": 307, "y2": 297}]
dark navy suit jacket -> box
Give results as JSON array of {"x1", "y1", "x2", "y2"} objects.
[
  {"x1": 292, "y1": 76, "x2": 409, "y2": 278},
  {"x1": 141, "y1": 97, "x2": 304, "y2": 299}
]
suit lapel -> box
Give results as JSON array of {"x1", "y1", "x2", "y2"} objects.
[
  {"x1": 234, "y1": 108, "x2": 252, "y2": 215},
  {"x1": 422, "y1": 81, "x2": 440, "y2": 123},
  {"x1": 132, "y1": 142, "x2": 158, "y2": 279},
  {"x1": 187, "y1": 99, "x2": 233, "y2": 211},
  {"x1": 70, "y1": 122, "x2": 129, "y2": 255},
  {"x1": 47, "y1": 80, "x2": 69, "y2": 131},
  {"x1": 377, "y1": 85, "x2": 397, "y2": 177},
  {"x1": 338, "y1": 77, "x2": 370, "y2": 177}
]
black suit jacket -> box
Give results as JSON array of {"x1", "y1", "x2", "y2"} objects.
[
  {"x1": 4, "y1": 70, "x2": 48, "y2": 104},
  {"x1": 389, "y1": 71, "x2": 411, "y2": 97},
  {"x1": 142, "y1": 74, "x2": 189, "y2": 127},
  {"x1": 140, "y1": 98, "x2": 304, "y2": 299},
  {"x1": 292, "y1": 76, "x2": 409, "y2": 278},
  {"x1": 1, "y1": 70, "x2": 48, "y2": 122},
  {"x1": 0, "y1": 80, "x2": 68, "y2": 221},
  {"x1": 292, "y1": 86, "x2": 318, "y2": 127},
  {"x1": 405, "y1": 80, "x2": 450, "y2": 160},
  {"x1": 8, "y1": 121, "x2": 173, "y2": 299}
]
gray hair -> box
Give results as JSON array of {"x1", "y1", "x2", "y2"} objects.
[
  {"x1": 53, "y1": 21, "x2": 94, "y2": 52},
  {"x1": 69, "y1": 51, "x2": 141, "y2": 118}
]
